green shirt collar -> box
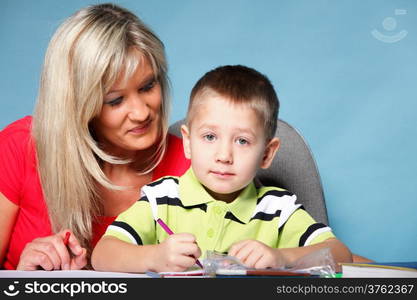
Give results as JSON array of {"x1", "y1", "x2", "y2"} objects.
[{"x1": 179, "y1": 168, "x2": 258, "y2": 224}]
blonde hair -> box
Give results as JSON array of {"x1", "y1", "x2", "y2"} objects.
[{"x1": 32, "y1": 3, "x2": 169, "y2": 256}]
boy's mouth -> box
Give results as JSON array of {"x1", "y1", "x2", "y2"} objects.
[{"x1": 210, "y1": 170, "x2": 235, "y2": 178}]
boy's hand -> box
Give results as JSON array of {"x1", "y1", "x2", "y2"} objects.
[
  {"x1": 153, "y1": 233, "x2": 201, "y2": 272},
  {"x1": 228, "y1": 239, "x2": 286, "y2": 269}
]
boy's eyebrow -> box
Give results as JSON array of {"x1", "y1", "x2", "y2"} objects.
[
  {"x1": 233, "y1": 127, "x2": 257, "y2": 137},
  {"x1": 196, "y1": 123, "x2": 218, "y2": 131},
  {"x1": 197, "y1": 123, "x2": 257, "y2": 137}
]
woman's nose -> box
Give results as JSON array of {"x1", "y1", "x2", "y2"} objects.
[{"x1": 127, "y1": 96, "x2": 150, "y2": 122}]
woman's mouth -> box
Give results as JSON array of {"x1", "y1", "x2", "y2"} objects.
[{"x1": 128, "y1": 120, "x2": 152, "y2": 135}]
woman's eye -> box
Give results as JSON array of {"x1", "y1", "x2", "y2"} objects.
[
  {"x1": 236, "y1": 138, "x2": 249, "y2": 145},
  {"x1": 203, "y1": 134, "x2": 216, "y2": 142},
  {"x1": 106, "y1": 97, "x2": 123, "y2": 106},
  {"x1": 140, "y1": 79, "x2": 156, "y2": 92}
]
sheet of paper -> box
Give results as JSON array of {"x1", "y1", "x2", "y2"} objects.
[
  {"x1": 0, "y1": 270, "x2": 150, "y2": 278},
  {"x1": 157, "y1": 269, "x2": 206, "y2": 277}
]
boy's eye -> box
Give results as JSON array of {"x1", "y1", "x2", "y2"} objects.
[
  {"x1": 203, "y1": 134, "x2": 216, "y2": 142},
  {"x1": 106, "y1": 97, "x2": 123, "y2": 106},
  {"x1": 139, "y1": 79, "x2": 156, "y2": 92},
  {"x1": 236, "y1": 138, "x2": 249, "y2": 145}
]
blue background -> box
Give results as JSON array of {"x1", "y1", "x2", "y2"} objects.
[{"x1": 1, "y1": 0, "x2": 416, "y2": 262}]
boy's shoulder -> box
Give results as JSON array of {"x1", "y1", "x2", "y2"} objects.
[
  {"x1": 147, "y1": 175, "x2": 180, "y2": 187},
  {"x1": 256, "y1": 185, "x2": 295, "y2": 199},
  {"x1": 140, "y1": 175, "x2": 181, "y2": 200},
  {"x1": 254, "y1": 185, "x2": 302, "y2": 228},
  {"x1": 254, "y1": 185, "x2": 299, "y2": 212}
]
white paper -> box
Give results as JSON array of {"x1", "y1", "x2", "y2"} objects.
[{"x1": 0, "y1": 270, "x2": 150, "y2": 278}]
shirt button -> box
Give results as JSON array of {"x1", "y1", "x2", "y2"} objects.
[
  {"x1": 207, "y1": 228, "x2": 214, "y2": 238},
  {"x1": 214, "y1": 206, "x2": 222, "y2": 215}
]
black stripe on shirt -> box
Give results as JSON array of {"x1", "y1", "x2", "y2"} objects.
[
  {"x1": 156, "y1": 196, "x2": 182, "y2": 206},
  {"x1": 256, "y1": 189, "x2": 294, "y2": 204},
  {"x1": 298, "y1": 223, "x2": 327, "y2": 246},
  {"x1": 156, "y1": 196, "x2": 207, "y2": 212},
  {"x1": 250, "y1": 210, "x2": 281, "y2": 222},
  {"x1": 225, "y1": 212, "x2": 245, "y2": 224},
  {"x1": 111, "y1": 221, "x2": 143, "y2": 245},
  {"x1": 147, "y1": 176, "x2": 179, "y2": 187}
]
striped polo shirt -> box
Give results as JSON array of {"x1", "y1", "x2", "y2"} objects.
[{"x1": 105, "y1": 168, "x2": 335, "y2": 257}]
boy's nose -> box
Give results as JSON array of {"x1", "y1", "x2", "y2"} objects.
[{"x1": 215, "y1": 142, "x2": 233, "y2": 164}]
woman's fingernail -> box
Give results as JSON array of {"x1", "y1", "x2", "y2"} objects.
[{"x1": 64, "y1": 264, "x2": 70, "y2": 270}]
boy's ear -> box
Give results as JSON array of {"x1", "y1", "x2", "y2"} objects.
[
  {"x1": 260, "y1": 137, "x2": 280, "y2": 169},
  {"x1": 180, "y1": 124, "x2": 192, "y2": 159}
]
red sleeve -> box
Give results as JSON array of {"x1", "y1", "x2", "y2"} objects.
[
  {"x1": 0, "y1": 116, "x2": 33, "y2": 205},
  {"x1": 152, "y1": 134, "x2": 191, "y2": 180}
]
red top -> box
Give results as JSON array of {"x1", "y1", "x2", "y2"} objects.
[{"x1": 0, "y1": 116, "x2": 190, "y2": 270}]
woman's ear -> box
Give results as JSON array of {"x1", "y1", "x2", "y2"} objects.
[
  {"x1": 260, "y1": 137, "x2": 280, "y2": 169},
  {"x1": 181, "y1": 124, "x2": 192, "y2": 159}
]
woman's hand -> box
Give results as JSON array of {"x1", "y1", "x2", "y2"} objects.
[
  {"x1": 17, "y1": 230, "x2": 87, "y2": 271},
  {"x1": 152, "y1": 233, "x2": 201, "y2": 272},
  {"x1": 228, "y1": 239, "x2": 286, "y2": 269}
]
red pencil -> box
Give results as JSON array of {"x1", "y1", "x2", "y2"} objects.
[{"x1": 63, "y1": 232, "x2": 71, "y2": 246}]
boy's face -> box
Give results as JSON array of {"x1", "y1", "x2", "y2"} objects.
[{"x1": 181, "y1": 93, "x2": 280, "y2": 202}]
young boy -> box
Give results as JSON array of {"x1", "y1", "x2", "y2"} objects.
[{"x1": 91, "y1": 65, "x2": 352, "y2": 273}]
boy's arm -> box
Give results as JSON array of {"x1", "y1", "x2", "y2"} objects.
[
  {"x1": 229, "y1": 237, "x2": 352, "y2": 269},
  {"x1": 279, "y1": 237, "x2": 353, "y2": 266},
  {"x1": 91, "y1": 190, "x2": 201, "y2": 273},
  {"x1": 91, "y1": 236, "x2": 158, "y2": 272},
  {"x1": 90, "y1": 198, "x2": 159, "y2": 272},
  {"x1": 91, "y1": 233, "x2": 202, "y2": 273},
  {"x1": 276, "y1": 207, "x2": 352, "y2": 266}
]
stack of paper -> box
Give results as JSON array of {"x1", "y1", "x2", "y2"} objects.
[{"x1": 341, "y1": 262, "x2": 417, "y2": 278}]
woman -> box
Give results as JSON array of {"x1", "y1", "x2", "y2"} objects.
[{"x1": 0, "y1": 3, "x2": 189, "y2": 270}]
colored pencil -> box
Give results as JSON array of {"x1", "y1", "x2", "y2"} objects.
[{"x1": 63, "y1": 232, "x2": 71, "y2": 246}]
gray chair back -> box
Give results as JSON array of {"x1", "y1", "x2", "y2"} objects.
[{"x1": 168, "y1": 119, "x2": 329, "y2": 225}]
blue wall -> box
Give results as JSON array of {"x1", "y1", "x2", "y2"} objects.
[{"x1": 1, "y1": 0, "x2": 416, "y2": 262}]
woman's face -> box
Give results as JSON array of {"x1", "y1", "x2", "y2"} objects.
[{"x1": 92, "y1": 54, "x2": 163, "y2": 158}]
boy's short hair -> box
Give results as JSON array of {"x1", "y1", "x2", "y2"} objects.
[{"x1": 186, "y1": 65, "x2": 279, "y2": 140}]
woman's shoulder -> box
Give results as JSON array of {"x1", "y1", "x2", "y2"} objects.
[
  {"x1": 0, "y1": 116, "x2": 33, "y2": 138},
  {"x1": 0, "y1": 116, "x2": 37, "y2": 205},
  {"x1": 152, "y1": 134, "x2": 190, "y2": 179},
  {"x1": 0, "y1": 116, "x2": 35, "y2": 164},
  {"x1": 166, "y1": 133, "x2": 183, "y2": 149},
  {"x1": 0, "y1": 116, "x2": 34, "y2": 151}
]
